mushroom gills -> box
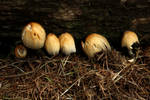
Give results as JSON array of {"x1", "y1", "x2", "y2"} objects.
[{"x1": 130, "y1": 42, "x2": 140, "y2": 58}]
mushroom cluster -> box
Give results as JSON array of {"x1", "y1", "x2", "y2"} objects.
[
  {"x1": 18, "y1": 22, "x2": 77, "y2": 57},
  {"x1": 16, "y1": 22, "x2": 140, "y2": 61},
  {"x1": 44, "y1": 32, "x2": 76, "y2": 56}
]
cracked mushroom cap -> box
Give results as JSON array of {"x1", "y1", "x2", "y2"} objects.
[
  {"x1": 121, "y1": 31, "x2": 139, "y2": 50},
  {"x1": 59, "y1": 32, "x2": 76, "y2": 55},
  {"x1": 22, "y1": 22, "x2": 46, "y2": 49},
  {"x1": 15, "y1": 45, "x2": 27, "y2": 58},
  {"x1": 45, "y1": 33, "x2": 60, "y2": 55},
  {"x1": 81, "y1": 33, "x2": 111, "y2": 58},
  {"x1": 121, "y1": 31, "x2": 140, "y2": 58}
]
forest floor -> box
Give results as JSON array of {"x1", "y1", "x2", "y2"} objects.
[{"x1": 0, "y1": 46, "x2": 150, "y2": 100}]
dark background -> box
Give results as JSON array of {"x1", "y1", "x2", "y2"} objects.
[{"x1": 0, "y1": 0, "x2": 150, "y2": 57}]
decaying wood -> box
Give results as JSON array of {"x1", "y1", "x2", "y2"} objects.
[{"x1": 0, "y1": 0, "x2": 150, "y2": 39}]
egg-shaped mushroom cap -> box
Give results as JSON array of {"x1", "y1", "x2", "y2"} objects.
[
  {"x1": 22, "y1": 22, "x2": 46, "y2": 49},
  {"x1": 59, "y1": 32, "x2": 76, "y2": 55},
  {"x1": 45, "y1": 33, "x2": 60, "y2": 55},
  {"x1": 121, "y1": 31, "x2": 139, "y2": 50}
]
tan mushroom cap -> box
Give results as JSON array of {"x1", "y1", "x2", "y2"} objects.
[
  {"x1": 59, "y1": 32, "x2": 76, "y2": 55},
  {"x1": 15, "y1": 45, "x2": 27, "y2": 58},
  {"x1": 81, "y1": 33, "x2": 111, "y2": 58},
  {"x1": 45, "y1": 33, "x2": 60, "y2": 55},
  {"x1": 22, "y1": 22, "x2": 46, "y2": 49},
  {"x1": 121, "y1": 31, "x2": 139, "y2": 50}
]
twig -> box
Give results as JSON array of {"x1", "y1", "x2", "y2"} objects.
[
  {"x1": 11, "y1": 65, "x2": 25, "y2": 73},
  {"x1": 0, "y1": 71, "x2": 34, "y2": 78},
  {"x1": 0, "y1": 60, "x2": 26, "y2": 70},
  {"x1": 59, "y1": 56, "x2": 69, "y2": 75},
  {"x1": 60, "y1": 70, "x2": 96, "y2": 97}
]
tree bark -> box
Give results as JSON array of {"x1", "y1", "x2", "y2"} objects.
[{"x1": 0, "y1": 0, "x2": 150, "y2": 40}]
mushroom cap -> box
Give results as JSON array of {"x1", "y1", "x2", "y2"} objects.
[
  {"x1": 22, "y1": 22, "x2": 46, "y2": 49},
  {"x1": 59, "y1": 32, "x2": 76, "y2": 55},
  {"x1": 81, "y1": 33, "x2": 111, "y2": 57},
  {"x1": 121, "y1": 31, "x2": 139, "y2": 50},
  {"x1": 15, "y1": 45, "x2": 27, "y2": 58},
  {"x1": 45, "y1": 33, "x2": 60, "y2": 55}
]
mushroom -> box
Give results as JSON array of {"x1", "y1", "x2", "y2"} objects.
[
  {"x1": 45, "y1": 33, "x2": 60, "y2": 56},
  {"x1": 59, "y1": 32, "x2": 76, "y2": 55},
  {"x1": 15, "y1": 45, "x2": 27, "y2": 58},
  {"x1": 121, "y1": 30, "x2": 140, "y2": 57},
  {"x1": 81, "y1": 33, "x2": 111, "y2": 58},
  {"x1": 22, "y1": 22, "x2": 46, "y2": 49}
]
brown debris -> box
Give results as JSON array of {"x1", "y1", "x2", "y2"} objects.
[{"x1": 0, "y1": 49, "x2": 150, "y2": 100}]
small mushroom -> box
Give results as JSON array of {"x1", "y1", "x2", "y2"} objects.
[
  {"x1": 81, "y1": 33, "x2": 111, "y2": 58},
  {"x1": 45, "y1": 33, "x2": 60, "y2": 56},
  {"x1": 22, "y1": 22, "x2": 46, "y2": 49},
  {"x1": 59, "y1": 32, "x2": 76, "y2": 55},
  {"x1": 15, "y1": 45, "x2": 27, "y2": 58}
]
